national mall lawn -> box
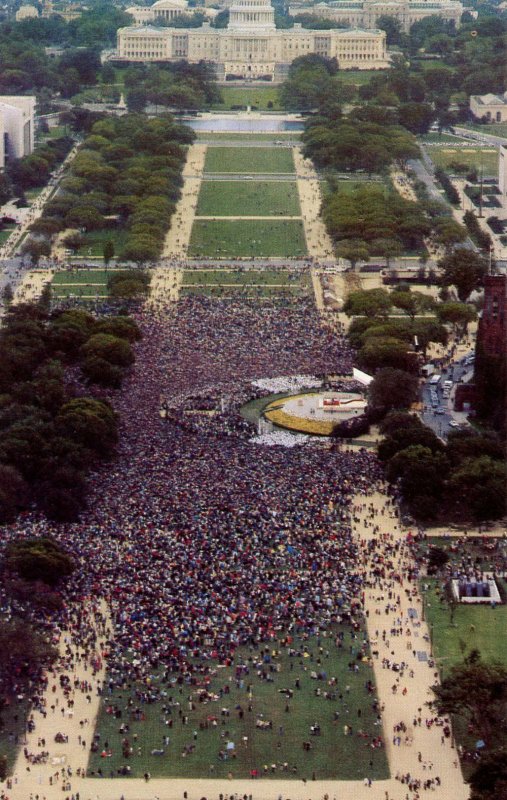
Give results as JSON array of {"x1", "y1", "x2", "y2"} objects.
[{"x1": 88, "y1": 627, "x2": 389, "y2": 781}]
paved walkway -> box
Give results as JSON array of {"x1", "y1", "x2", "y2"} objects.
[
  {"x1": 162, "y1": 143, "x2": 206, "y2": 259},
  {"x1": 10, "y1": 601, "x2": 110, "y2": 800},
  {"x1": 13, "y1": 268, "x2": 54, "y2": 303},
  {"x1": 148, "y1": 267, "x2": 183, "y2": 305},
  {"x1": 7, "y1": 491, "x2": 470, "y2": 800},
  {"x1": 294, "y1": 148, "x2": 335, "y2": 262}
]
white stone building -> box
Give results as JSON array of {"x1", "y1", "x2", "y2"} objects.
[
  {"x1": 470, "y1": 92, "x2": 507, "y2": 124},
  {"x1": 0, "y1": 96, "x2": 35, "y2": 169},
  {"x1": 125, "y1": 0, "x2": 217, "y2": 25},
  {"x1": 116, "y1": 0, "x2": 390, "y2": 79},
  {"x1": 288, "y1": 0, "x2": 464, "y2": 32}
]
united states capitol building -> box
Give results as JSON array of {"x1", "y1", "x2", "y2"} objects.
[
  {"x1": 115, "y1": 0, "x2": 390, "y2": 80},
  {"x1": 288, "y1": 0, "x2": 464, "y2": 32}
]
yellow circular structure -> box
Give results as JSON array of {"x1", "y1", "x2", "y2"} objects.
[{"x1": 264, "y1": 390, "x2": 367, "y2": 436}]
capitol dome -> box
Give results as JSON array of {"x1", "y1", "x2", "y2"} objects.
[{"x1": 228, "y1": 0, "x2": 276, "y2": 30}]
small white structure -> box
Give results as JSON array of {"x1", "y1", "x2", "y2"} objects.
[
  {"x1": 0, "y1": 96, "x2": 35, "y2": 169},
  {"x1": 470, "y1": 91, "x2": 507, "y2": 124},
  {"x1": 451, "y1": 575, "x2": 502, "y2": 604}
]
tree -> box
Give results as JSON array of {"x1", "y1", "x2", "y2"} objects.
[
  {"x1": 449, "y1": 456, "x2": 506, "y2": 522},
  {"x1": 369, "y1": 367, "x2": 419, "y2": 411},
  {"x1": 398, "y1": 102, "x2": 435, "y2": 134},
  {"x1": 56, "y1": 397, "x2": 117, "y2": 456},
  {"x1": 0, "y1": 618, "x2": 57, "y2": 691},
  {"x1": 0, "y1": 464, "x2": 28, "y2": 523},
  {"x1": 468, "y1": 748, "x2": 507, "y2": 800},
  {"x1": 2, "y1": 283, "x2": 13, "y2": 306},
  {"x1": 336, "y1": 239, "x2": 370, "y2": 271},
  {"x1": 386, "y1": 445, "x2": 449, "y2": 518},
  {"x1": 94, "y1": 316, "x2": 141, "y2": 342},
  {"x1": 438, "y1": 249, "x2": 488, "y2": 302},
  {"x1": 391, "y1": 290, "x2": 435, "y2": 320},
  {"x1": 62, "y1": 231, "x2": 85, "y2": 255},
  {"x1": 372, "y1": 237, "x2": 404, "y2": 268},
  {"x1": 436, "y1": 302, "x2": 477, "y2": 334},
  {"x1": 103, "y1": 239, "x2": 115, "y2": 267},
  {"x1": 21, "y1": 237, "x2": 51, "y2": 265},
  {"x1": 378, "y1": 423, "x2": 443, "y2": 461},
  {"x1": 81, "y1": 355, "x2": 123, "y2": 388},
  {"x1": 376, "y1": 14, "x2": 403, "y2": 45},
  {"x1": 81, "y1": 333, "x2": 134, "y2": 368},
  {"x1": 430, "y1": 659, "x2": 507, "y2": 744},
  {"x1": 359, "y1": 337, "x2": 417, "y2": 373},
  {"x1": 380, "y1": 410, "x2": 423, "y2": 436},
  {"x1": 343, "y1": 289, "x2": 392, "y2": 318},
  {"x1": 427, "y1": 546, "x2": 449, "y2": 574},
  {"x1": 4, "y1": 537, "x2": 74, "y2": 586}
]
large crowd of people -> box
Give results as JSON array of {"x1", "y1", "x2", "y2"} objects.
[{"x1": 4, "y1": 296, "x2": 379, "y2": 678}]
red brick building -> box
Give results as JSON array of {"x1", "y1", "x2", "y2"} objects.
[{"x1": 477, "y1": 275, "x2": 507, "y2": 358}]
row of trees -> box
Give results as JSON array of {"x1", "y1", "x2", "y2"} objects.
[
  {"x1": 0, "y1": 299, "x2": 141, "y2": 522},
  {"x1": 302, "y1": 115, "x2": 419, "y2": 174},
  {"x1": 123, "y1": 62, "x2": 221, "y2": 114},
  {"x1": 377, "y1": 411, "x2": 505, "y2": 521},
  {"x1": 30, "y1": 114, "x2": 192, "y2": 265},
  {"x1": 323, "y1": 184, "x2": 468, "y2": 269},
  {"x1": 5, "y1": 134, "x2": 73, "y2": 205}
]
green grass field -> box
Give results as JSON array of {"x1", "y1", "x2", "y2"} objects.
[
  {"x1": 423, "y1": 579, "x2": 507, "y2": 673},
  {"x1": 197, "y1": 132, "x2": 300, "y2": 141},
  {"x1": 429, "y1": 147, "x2": 499, "y2": 177},
  {"x1": 88, "y1": 628, "x2": 389, "y2": 780},
  {"x1": 213, "y1": 86, "x2": 282, "y2": 111},
  {"x1": 0, "y1": 224, "x2": 16, "y2": 244},
  {"x1": 181, "y1": 268, "x2": 310, "y2": 296},
  {"x1": 419, "y1": 133, "x2": 470, "y2": 144},
  {"x1": 334, "y1": 70, "x2": 379, "y2": 86},
  {"x1": 459, "y1": 121, "x2": 507, "y2": 138},
  {"x1": 196, "y1": 180, "x2": 300, "y2": 216},
  {"x1": 204, "y1": 147, "x2": 294, "y2": 174},
  {"x1": 189, "y1": 219, "x2": 307, "y2": 257},
  {"x1": 74, "y1": 228, "x2": 129, "y2": 258},
  {"x1": 51, "y1": 268, "x2": 127, "y2": 298},
  {"x1": 183, "y1": 269, "x2": 301, "y2": 285}
]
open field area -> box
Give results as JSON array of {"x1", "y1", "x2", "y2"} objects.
[
  {"x1": 460, "y1": 121, "x2": 507, "y2": 138},
  {"x1": 423, "y1": 579, "x2": 507, "y2": 670},
  {"x1": 429, "y1": 147, "x2": 499, "y2": 177},
  {"x1": 204, "y1": 146, "x2": 294, "y2": 174},
  {"x1": 0, "y1": 224, "x2": 16, "y2": 244},
  {"x1": 334, "y1": 69, "x2": 379, "y2": 85},
  {"x1": 188, "y1": 218, "x2": 307, "y2": 257},
  {"x1": 88, "y1": 627, "x2": 388, "y2": 780},
  {"x1": 196, "y1": 132, "x2": 300, "y2": 142},
  {"x1": 196, "y1": 180, "x2": 300, "y2": 216},
  {"x1": 51, "y1": 268, "x2": 129, "y2": 298},
  {"x1": 73, "y1": 227, "x2": 128, "y2": 258},
  {"x1": 181, "y1": 268, "x2": 311, "y2": 297},
  {"x1": 213, "y1": 86, "x2": 282, "y2": 110}
]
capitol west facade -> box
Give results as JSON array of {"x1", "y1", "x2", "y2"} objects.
[{"x1": 116, "y1": 0, "x2": 390, "y2": 80}]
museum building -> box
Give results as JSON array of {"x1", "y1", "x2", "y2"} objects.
[{"x1": 115, "y1": 0, "x2": 390, "y2": 80}]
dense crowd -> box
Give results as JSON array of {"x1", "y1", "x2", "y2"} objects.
[{"x1": 4, "y1": 296, "x2": 380, "y2": 682}]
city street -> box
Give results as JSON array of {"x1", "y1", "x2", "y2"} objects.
[{"x1": 420, "y1": 351, "x2": 475, "y2": 439}]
